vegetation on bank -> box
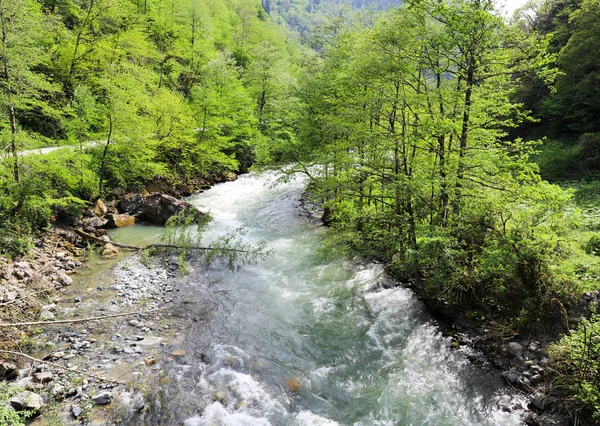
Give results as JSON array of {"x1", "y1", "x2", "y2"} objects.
[{"x1": 1, "y1": 0, "x2": 600, "y2": 422}]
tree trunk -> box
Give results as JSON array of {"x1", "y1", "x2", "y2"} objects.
[{"x1": 98, "y1": 114, "x2": 113, "y2": 196}]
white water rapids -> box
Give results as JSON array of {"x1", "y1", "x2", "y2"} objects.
[{"x1": 130, "y1": 172, "x2": 527, "y2": 425}]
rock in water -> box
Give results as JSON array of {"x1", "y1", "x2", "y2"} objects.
[
  {"x1": 10, "y1": 391, "x2": 45, "y2": 412},
  {"x1": 102, "y1": 243, "x2": 120, "y2": 258},
  {"x1": 141, "y1": 193, "x2": 204, "y2": 225},
  {"x1": 91, "y1": 391, "x2": 112, "y2": 405},
  {"x1": 105, "y1": 213, "x2": 135, "y2": 228}
]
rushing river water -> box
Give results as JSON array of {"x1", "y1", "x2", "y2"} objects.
[{"x1": 125, "y1": 173, "x2": 525, "y2": 425}]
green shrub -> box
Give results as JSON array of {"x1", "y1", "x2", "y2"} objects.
[{"x1": 549, "y1": 315, "x2": 600, "y2": 424}]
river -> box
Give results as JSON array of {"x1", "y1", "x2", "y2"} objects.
[{"x1": 117, "y1": 172, "x2": 525, "y2": 425}]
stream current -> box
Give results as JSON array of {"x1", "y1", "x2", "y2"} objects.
[{"x1": 121, "y1": 173, "x2": 525, "y2": 425}]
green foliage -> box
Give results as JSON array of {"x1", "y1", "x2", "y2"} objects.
[
  {"x1": 0, "y1": 382, "x2": 33, "y2": 425},
  {"x1": 550, "y1": 315, "x2": 600, "y2": 423}
]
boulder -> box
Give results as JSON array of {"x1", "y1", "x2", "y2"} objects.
[
  {"x1": 93, "y1": 199, "x2": 108, "y2": 216},
  {"x1": 10, "y1": 391, "x2": 44, "y2": 412},
  {"x1": 82, "y1": 216, "x2": 108, "y2": 229},
  {"x1": 119, "y1": 193, "x2": 146, "y2": 215},
  {"x1": 141, "y1": 193, "x2": 204, "y2": 225},
  {"x1": 102, "y1": 243, "x2": 120, "y2": 258},
  {"x1": 105, "y1": 213, "x2": 135, "y2": 229},
  {"x1": 91, "y1": 391, "x2": 112, "y2": 405}
]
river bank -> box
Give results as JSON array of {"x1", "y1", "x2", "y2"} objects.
[{"x1": 0, "y1": 172, "x2": 236, "y2": 425}]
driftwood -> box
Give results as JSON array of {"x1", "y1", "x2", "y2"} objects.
[
  {"x1": 74, "y1": 228, "x2": 251, "y2": 253},
  {"x1": 0, "y1": 350, "x2": 125, "y2": 384},
  {"x1": 0, "y1": 308, "x2": 168, "y2": 328}
]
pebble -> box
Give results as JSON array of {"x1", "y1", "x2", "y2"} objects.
[
  {"x1": 39, "y1": 310, "x2": 55, "y2": 321},
  {"x1": 33, "y1": 371, "x2": 54, "y2": 383},
  {"x1": 72, "y1": 405, "x2": 83, "y2": 418}
]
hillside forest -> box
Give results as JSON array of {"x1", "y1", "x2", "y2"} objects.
[{"x1": 1, "y1": 0, "x2": 600, "y2": 423}]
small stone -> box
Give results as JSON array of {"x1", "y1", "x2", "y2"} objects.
[
  {"x1": 40, "y1": 303, "x2": 56, "y2": 312},
  {"x1": 2, "y1": 291, "x2": 17, "y2": 302},
  {"x1": 503, "y1": 371, "x2": 520, "y2": 385},
  {"x1": 72, "y1": 405, "x2": 83, "y2": 418},
  {"x1": 51, "y1": 351, "x2": 66, "y2": 359},
  {"x1": 74, "y1": 296, "x2": 82, "y2": 303},
  {"x1": 98, "y1": 235, "x2": 111, "y2": 243},
  {"x1": 59, "y1": 273, "x2": 73, "y2": 286},
  {"x1": 144, "y1": 356, "x2": 156, "y2": 366},
  {"x1": 507, "y1": 342, "x2": 524, "y2": 356},
  {"x1": 170, "y1": 350, "x2": 186, "y2": 357},
  {"x1": 10, "y1": 391, "x2": 45, "y2": 412},
  {"x1": 51, "y1": 384, "x2": 64, "y2": 397},
  {"x1": 91, "y1": 391, "x2": 111, "y2": 405},
  {"x1": 39, "y1": 310, "x2": 55, "y2": 321},
  {"x1": 33, "y1": 371, "x2": 53, "y2": 383},
  {"x1": 531, "y1": 391, "x2": 546, "y2": 410}
]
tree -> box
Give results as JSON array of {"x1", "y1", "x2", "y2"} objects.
[{"x1": 0, "y1": 0, "x2": 55, "y2": 182}]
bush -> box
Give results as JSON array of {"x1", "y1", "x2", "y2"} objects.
[{"x1": 549, "y1": 315, "x2": 600, "y2": 424}]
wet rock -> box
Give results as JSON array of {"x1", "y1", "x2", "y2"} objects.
[
  {"x1": 33, "y1": 371, "x2": 53, "y2": 383},
  {"x1": 531, "y1": 392, "x2": 547, "y2": 410},
  {"x1": 141, "y1": 193, "x2": 205, "y2": 225},
  {"x1": 10, "y1": 391, "x2": 45, "y2": 412},
  {"x1": 98, "y1": 235, "x2": 111, "y2": 243},
  {"x1": 503, "y1": 371, "x2": 520, "y2": 385},
  {"x1": 102, "y1": 243, "x2": 120, "y2": 258},
  {"x1": 91, "y1": 391, "x2": 111, "y2": 405},
  {"x1": 285, "y1": 378, "x2": 301, "y2": 393},
  {"x1": 212, "y1": 391, "x2": 226, "y2": 403},
  {"x1": 105, "y1": 213, "x2": 135, "y2": 229}
]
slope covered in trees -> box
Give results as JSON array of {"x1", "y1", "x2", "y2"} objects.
[
  {"x1": 0, "y1": 0, "x2": 300, "y2": 253},
  {"x1": 511, "y1": 0, "x2": 600, "y2": 178}
]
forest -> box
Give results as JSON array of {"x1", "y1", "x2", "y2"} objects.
[{"x1": 1, "y1": 0, "x2": 600, "y2": 423}]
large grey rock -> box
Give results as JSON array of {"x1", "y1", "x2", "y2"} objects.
[
  {"x1": 141, "y1": 193, "x2": 204, "y2": 225},
  {"x1": 91, "y1": 391, "x2": 112, "y2": 405},
  {"x1": 10, "y1": 391, "x2": 44, "y2": 412},
  {"x1": 119, "y1": 193, "x2": 146, "y2": 215}
]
